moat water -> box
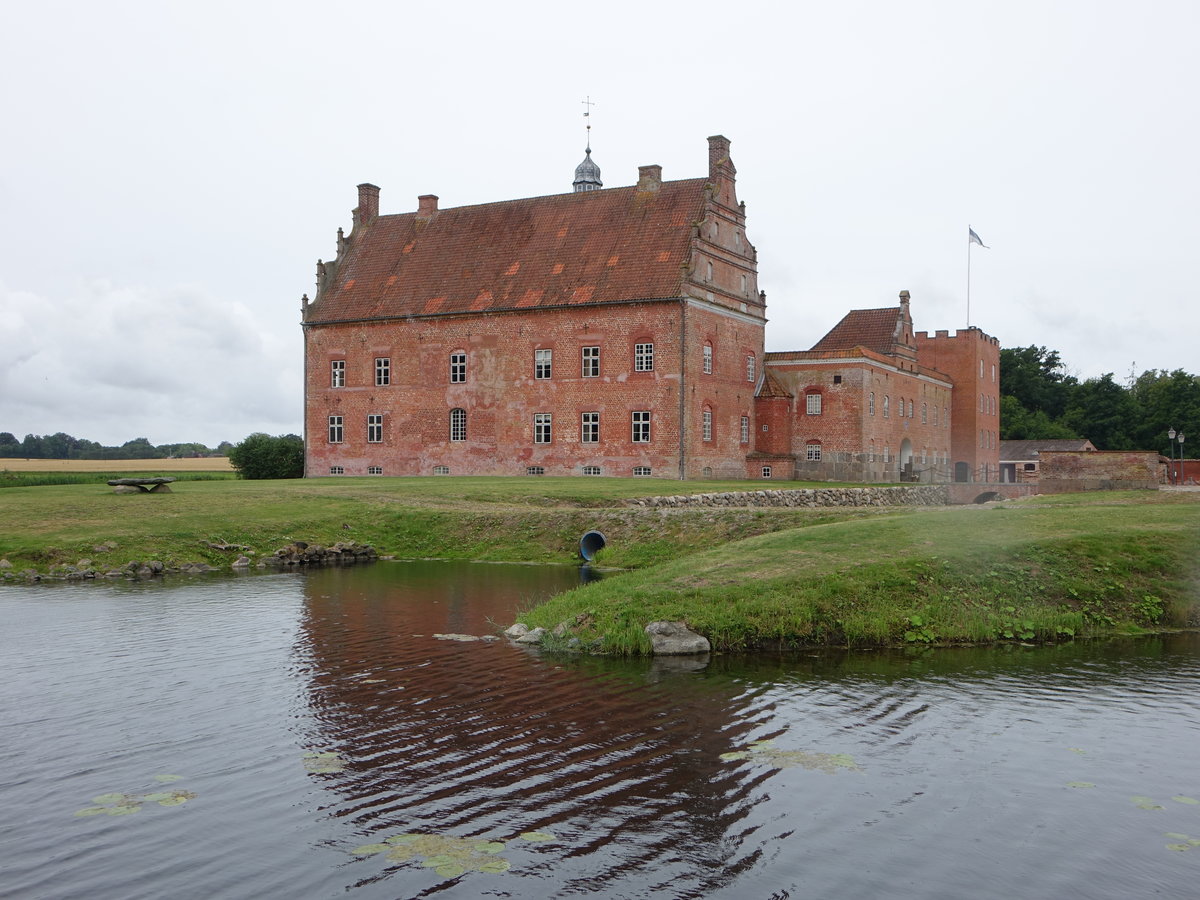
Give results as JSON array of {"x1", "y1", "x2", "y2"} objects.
[{"x1": 3, "y1": 562, "x2": 1199, "y2": 899}]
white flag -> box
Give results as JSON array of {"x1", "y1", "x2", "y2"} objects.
[{"x1": 969, "y1": 227, "x2": 989, "y2": 248}]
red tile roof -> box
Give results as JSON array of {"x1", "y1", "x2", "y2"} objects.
[
  {"x1": 306, "y1": 180, "x2": 710, "y2": 323},
  {"x1": 809, "y1": 307, "x2": 904, "y2": 354}
]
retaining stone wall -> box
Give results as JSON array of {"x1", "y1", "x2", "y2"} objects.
[{"x1": 626, "y1": 485, "x2": 950, "y2": 509}]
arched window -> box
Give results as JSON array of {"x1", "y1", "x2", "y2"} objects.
[
  {"x1": 869, "y1": 392, "x2": 876, "y2": 416},
  {"x1": 702, "y1": 407, "x2": 713, "y2": 442},
  {"x1": 449, "y1": 408, "x2": 466, "y2": 442},
  {"x1": 908, "y1": 400, "x2": 914, "y2": 418},
  {"x1": 883, "y1": 396, "x2": 890, "y2": 418},
  {"x1": 703, "y1": 342, "x2": 713, "y2": 374},
  {"x1": 921, "y1": 402, "x2": 928, "y2": 424}
]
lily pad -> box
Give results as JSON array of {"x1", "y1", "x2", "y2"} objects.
[
  {"x1": 92, "y1": 793, "x2": 127, "y2": 805},
  {"x1": 1132, "y1": 796, "x2": 1164, "y2": 810},
  {"x1": 719, "y1": 751, "x2": 750, "y2": 761},
  {"x1": 1172, "y1": 796, "x2": 1200, "y2": 805},
  {"x1": 303, "y1": 751, "x2": 346, "y2": 774},
  {"x1": 142, "y1": 792, "x2": 174, "y2": 803},
  {"x1": 421, "y1": 855, "x2": 454, "y2": 868},
  {"x1": 1165, "y1": 833, "x2": 1189, "y2": 840},
  {"x1": 157, "y1": 796, "x2": 188, "y2": 807},
  {"x1": 352, "y1": 843, "x2": 389, "y2": 856},
  {"x1": 107, "y1": 804, "x2": 140, "y2": 816},
  {"x1": 1167, "y1": 843, "x2": 1191, "y2": 852},
  {"x1": 478, "y1": 858, "x2": 511, "y2": 873},
  {"x1": 435, "y1": 863, "x2": 466, "y2": 878},
  {"x1": 153, "y1": 774, "x2": 184, "y2": 784},
  {"x1": 473, "y1": 841, "x2": 506, "y2": 854},
  {"x1": 386, "y1": 834, "x2": 420, "y2": 845},
  {"x1": 1066, "y1": 782, "x2": 1096, "y2": 789},
  {"x1": 520, "y1": 831, "x2": 556, "y2": 842},
  {"x1": 721, "y1": 743, "x2": 859, "y2": 774},
  {"x1": 74, "y1": 806, "x2": 109, "y2": 817}
]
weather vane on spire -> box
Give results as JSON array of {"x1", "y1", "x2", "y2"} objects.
[{"x1": 581, "y1": 96, "x2": 596, "y2": 152}]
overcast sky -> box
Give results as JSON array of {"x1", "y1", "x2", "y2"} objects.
[{"x1": 2, "y1": 0, "x2": 1196, "y2": 448}]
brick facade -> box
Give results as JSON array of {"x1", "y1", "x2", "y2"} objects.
[{"x1": 301, "y1": 136, "x2": 999, "y2": 483}]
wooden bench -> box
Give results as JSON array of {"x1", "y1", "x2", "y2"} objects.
[{"x1": 107, "y1": 477, "x2": 176, "y2": 493}]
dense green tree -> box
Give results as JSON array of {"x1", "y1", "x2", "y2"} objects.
[
  {"x1": 999, "y1": 396, "x2": 1079, "y2": 440},
  {"x1": 228, "y1": 433, "x2": 304, "y2": 479},
  {"x1": 1000, "y1": 346, "x2": 1077, "y2": 420},
  {"x1": 1061, "y1": 374, "x2": 1139, "y2": 450},
  {"x1": 1129, "y1": 369, "x2": 1200, "y2": 456}
]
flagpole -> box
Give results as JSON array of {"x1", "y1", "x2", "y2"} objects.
[{"x1": 966, "y1": 228, "x2": 972, "y2": 328}]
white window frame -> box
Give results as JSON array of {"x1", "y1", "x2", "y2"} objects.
[
  {"x1": 331, "y1": 359, "x2": 345, "y2": 388},
  {"x1": 534, "y1": 413, "x2": 552, "y2": 444},
  {"x1": 449, "y1": 408, "x2": 466, "y2": 442},
  {"x1": 883, "y1": 396, "x2": 890, "y2": 418},
  {"x1": 761, "y1": 466, "x2": 772, "y2": 479},
  {"x1": 329, "y1": 465, "x2": 344, "y2": 475},
  {"x1": 740, "y1": 416, "x2": 749, "y2": 444},
  {"x1": 535, "y1": 348, "x2": 552, "y2": 380},
  {"x1": 631, "y1": 410, "x2": 651, "y2": 443},
  {"x1": 450, "y1": 351, "x2": 466, "y2": 383},
  {"x1": 633, "y1": 466, "x2": 652, "y2": 477},
  {"x1": 581, "y1": 345, "x2": 600, "y2": 378},
  {"x1": 635, "y1": 343, "x2": 654, "y2": 372},
  {"x1": 367, "y1": 414, "x2": 383, "y2": 443},
  {"x1": 582, "y1": 465, "x2": 601, "y2": 476},
  {"x1": 703, "y1": 343, "x2": 713, "y2": 375},
  {"x1": 702, "y1": 408, "x2": 713, "y2": 442},
  {"x1": 367, "y1": 465, "x2": 383, "y2": 475},
  {"x1": 806, "y1": 442, "x2": 822, "y2": 461},
  {"x1": 375, "y1": 357, "x2": 390, "y2": 386},
  {"x1": 746, "y1": 355, "x2": 756, "y2": 383},
  {"x1": 328, "y1": 415, "x2": 343, "y2": 443},
  {"x1": 581, "y1": 411, "x2": 599, "y2": 444},
  {"x1": 869, "y1": 392, "x2": 875, "y2": 416},
  {"x1": 806, "y1": 393, "x2": 822, "y2": 415}
]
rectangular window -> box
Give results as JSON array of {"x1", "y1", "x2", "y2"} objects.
[
  {"x1": 581, "y1": 412, "x2": 599, "y2": 444},
  {"x1": 331, "y1": 359, "x2": 345, "y2": 388},
  {"x1": 746, "y1": 355, "x2": 756, "y2": 383},
  {"x1": 633, "y1": 466, "x2": 652, "y2": 477},
  {"x1": 806, "y1": 442, "x2": 822, "y2": 461},
  {"x1": 526, "y1": 466, "x2": 545, "y2": 476},
  {"x1": 634, "y1": 343, "x2": 654, "y2": 372},
  {"x1": 535, "y1": 348, "x2": 552, "y2": 379},
  {"x1": 806, "y1": 393, "x2": 822, "y2": 415},
  {"x1": 581, "y1": 346, "x2": 600, "y2": 377},
  {"x1": 328, "y1": 415, "x2": 343, "y2": 443},
  {"x1": 582, "y1": 465, "x2": 601, "y2": 476},
  {"x1": 329, "y1": 465, "x2": 344, "y2": 475},
  {"x1": 367, "y1": 465, "x2": 383, "y2": 475},
  {"x1": 703, "y1": 344, "x2": 713, "y2": 374},
  {"x1": 433, "y1": 465, "x2": 450, "y2": 475},
  {"x1": 761, "y1": 466, "x2": 772, "y2": 479},
  {"x1": 449, "y1": 408, "x2": 466, "y2": 442},
  {"x1": 450, "y1": 352, "x2": 466, "y2": 383},
  {"x1": 869, "y1": 392, "x2": 875, "y2": 416},
  {"x1": 375, "y1": 357, "x2": 390, "y2": 386},
  {"x1": 534, "y1": 413, "x2": 552, "y2": 444},
  {"x1": 702, "y1": 409, "x2": 712, "y2": 442},
  {"x1": 367, "y1": 414, "x2": 383, "y2": 443},
  {"x1": 740, "y1": 416, "x2": 749, "y2": 444},
  {"x1": 631, "y1": 410, "x2": 651, "y2": 443}
]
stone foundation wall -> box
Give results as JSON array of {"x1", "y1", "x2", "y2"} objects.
[{"x1": 626, "y1": 485, "x2": 949, "y2": 508}]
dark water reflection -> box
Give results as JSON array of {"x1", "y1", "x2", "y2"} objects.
[{"x1": 3, "y1": 562, "x2": 1199, "y2": 899}]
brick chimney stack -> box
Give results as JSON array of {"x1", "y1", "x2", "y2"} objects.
[
  {"x1": 417, "y1": 194, "x2": 439, "y2": 219},
  {"x1": 708, "y1": 135, "x2": 734, "y2": 181},
  {"x1": 637, "y1": 164, "x2": 662, "y2": 193},
  {"x1": 355, "y1": 183, "x2": 380, "y2": 226}
]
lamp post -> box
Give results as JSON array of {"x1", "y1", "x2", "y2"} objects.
[
  {"x1": 1169, "y1": 428, "x2": 1177, "y2": 484},
  {"x1": 1179, "y1": 431, "x2": 1186, "y2": 485}
]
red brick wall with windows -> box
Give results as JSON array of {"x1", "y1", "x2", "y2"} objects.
[
  {"x1": 304, "y1": 299, "x2": 763, "y2": 478},
  {"x1": 916, "y1": 328, "x2": 1001, "y2": 481}
]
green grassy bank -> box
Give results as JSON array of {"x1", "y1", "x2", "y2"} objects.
[{"x1": 1, "y1": 477, "x2": 1196, "y2": 655}]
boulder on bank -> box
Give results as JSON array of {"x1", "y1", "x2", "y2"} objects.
[
  {"x1": 645, "y1": 621, "x2": 710, "y2": 655},
  {"x1": 260, "y1": 540, "x2": 379, "y2": 567}
]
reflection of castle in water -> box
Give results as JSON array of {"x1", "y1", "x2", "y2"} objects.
[{"x1": 291, "y1": 563, "x2": 775, "y2": 893}]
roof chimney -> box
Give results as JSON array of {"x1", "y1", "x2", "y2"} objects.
[
  {"x1": 417, "y1": 194, "x2": 439, "y2": 219},
  {"x1": 899, "y1": 289, "x2": 911, "y2": 306},
  {"x1": 707, "y1": 135, "x2": 734, "y2": 181},
  {"x1": 637, "y1": 164, "x2": 662, "y2": 192},
  {"x1": 355, "y1": 183, "x2": 380, "y2": 226}
]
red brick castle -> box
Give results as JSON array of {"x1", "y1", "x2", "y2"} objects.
[{"x1": 301, "y1": 136, "x2": 999, "y2": 482}]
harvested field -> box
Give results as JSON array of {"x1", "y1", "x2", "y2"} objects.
[{"x1": 0, "y1": 457, "x2": 233, "y2": 472}]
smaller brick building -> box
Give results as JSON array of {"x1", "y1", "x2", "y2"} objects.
[{"x1": 759, "y1": 292, "x2": 1000, "y2": 483}]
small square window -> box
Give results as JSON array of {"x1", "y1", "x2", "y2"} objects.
[
  {"x1": 633, "y1": 466, "x2": 652, "y2": 477},
  {"x1": 433, "y1": 465, "x2": 450, "y2": 475},
  {"x1": 761, "y1": 466, "x2": 772, "y2": 479},
  {"x1": 367, "y1": 465, "x2": 383, "y2": 475},
  {"x1": 526, "y1": 466, "x2": 545, "y2": 476},
  {"x1": 832, "y1": 374, "x2": 842, "y2": 384},
  {"x1": 329, "y1": 465, "x2": 344, "y2": 475}
]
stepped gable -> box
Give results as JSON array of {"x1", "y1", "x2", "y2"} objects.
[
  {"x1": 306, "y1": 179, "x2": 710, "y2": 324},
  {"x1": 809, "y1": 306, "x2": 908, "y2": 355}
]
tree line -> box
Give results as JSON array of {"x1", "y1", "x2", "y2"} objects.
[
  {"x1": 1000, "y1": 346, "x2": 1199, "y2": 456},
  {"x1": 0, "y1": 432, "x2": 231, "y2": 460}
]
